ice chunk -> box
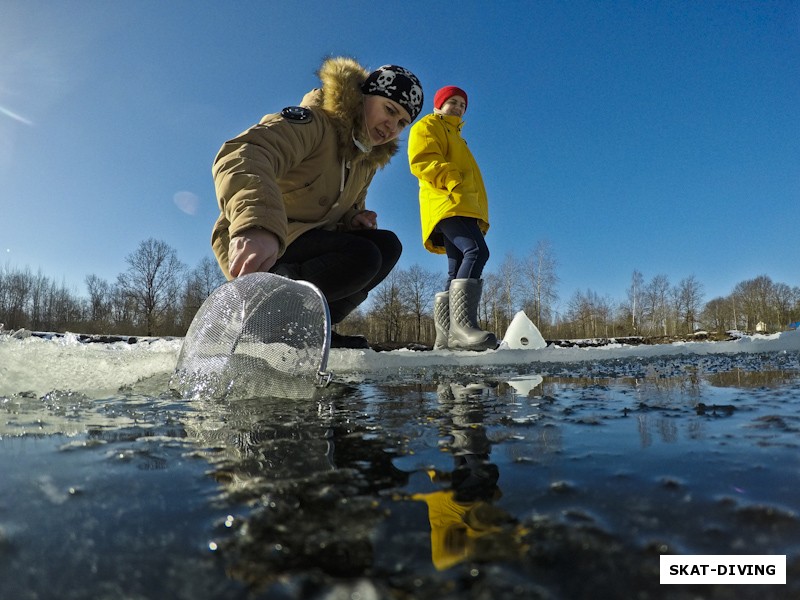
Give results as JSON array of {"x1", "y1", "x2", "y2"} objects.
[{"x1": 502, "y1": 311, "x2": 546, "y2": 350}]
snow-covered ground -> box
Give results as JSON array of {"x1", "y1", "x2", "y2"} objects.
[{"x1": 2, "y1": 326, "x2": 799, "y2": 398}]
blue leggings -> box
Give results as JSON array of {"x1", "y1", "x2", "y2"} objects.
[{"x1": 436, "y1": 216, "x2": 489, "y2": 290}]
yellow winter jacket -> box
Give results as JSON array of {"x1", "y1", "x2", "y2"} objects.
[{"x1": 407, "y1": 113, "x2": 489, "y2": 254}]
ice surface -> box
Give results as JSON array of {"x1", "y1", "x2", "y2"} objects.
[{"x1": 1, "y1": 329, "x2": 799, "y2": 398}]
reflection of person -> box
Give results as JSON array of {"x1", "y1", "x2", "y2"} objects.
[
  {"x1": 212, "y1": 58, "x2": 424, "y2": 348},
  {"x1": 412, "y1": 467, "x2": 509, "y2": 570},
  {"x1": 412, "y1": 382, "x2": 524, "y2": 570},
  {"x1": 407, "y1": 86, "x2": 496, "y2": 351}
]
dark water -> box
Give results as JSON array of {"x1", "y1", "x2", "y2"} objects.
[{"x1": 2, "y1": 351, "x2": 799, "y2": 599}]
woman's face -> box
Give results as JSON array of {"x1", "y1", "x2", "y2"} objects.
[
  {"x1": 363, "y1": 95, "x2": 412, "y2": 145},
  {"x1": 435, "y1": 96, "x2": 467, "y2": 118}
]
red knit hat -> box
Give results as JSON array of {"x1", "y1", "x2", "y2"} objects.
[{"x1": 434, "y1": 86, "x2": 468, "y2": 111}]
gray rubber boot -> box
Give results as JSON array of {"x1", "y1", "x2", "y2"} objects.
[
  {"x1": 433, "y1": 291, "x2": 450, "y2": 350},
  {"x1": 447, "y1": 278, "x2": 498, "y2": 351}
]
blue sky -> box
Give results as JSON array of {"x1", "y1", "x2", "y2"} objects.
[{"x1": 2, "y1": 0, "x2": 798, "y2": 310}]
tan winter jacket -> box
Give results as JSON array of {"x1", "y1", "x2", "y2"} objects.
[{"x1": 211, "y1": 57, "x2": 398, "y2": 279}]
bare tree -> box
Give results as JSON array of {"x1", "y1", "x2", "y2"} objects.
[
  {"x1": 49, "y1": 278, "x2": 83, "y2": 332},
  {"x1": 564, "y1": 289, "x2": 615, "y2": 338},
  {"x1": 110, "y1": 284, "x2": 137, "y2": 333},
  {"x1": 86, "y1": 274, "x2": 113, "y2": 330},
  {"x1": 701, "y1": 296, "x2": 731, "y2": 332},
  {"x1": 370, "y1": 269, "x2": 405, "y2": 342},
  {"x1": 194, "y1": 256, "x2": 227, "y2": 298},
  {"x1": 673, "y1": 275, "x2": 704, "y2": 334},
  {"x1": 522, "y1": 240, "x2": 559, "y2": 330},
  {"x1": 565, "y1": 290, "x2": 592, "y2": 338},
  {"x1": 399, "y1": 264, "x2": 439, "y2": 342},
  {"x1": 181, "y1": 256, "x2": 227, "y2": 329},
  {"x1": 481, "y1": 273, "x2": 503, "y2": 337},
  {"x1": 28, "y1": 270, "x2": 50, "y2": 330},
  {"x1": 733, "y1": 275, "x2": 773, "y2": 332},
  {"x1": 626, "y1": 269, "x2": 645, "y2": 334},
  {"x1": 643, "y1": 274, "x2": 671, "y2": 335},
  {"x1": 729, "y1": 275, "x2": 800, "y2": 332},
  {"x1": 0, "y1": 265, "x2": 32, "y2": 329},
  {"x1": 772, "y1": 282, "x2": 798, "y2": 330},
  {"x1": 0, "y1": 265, "x2": 83, "y2": 332},
  {"x1": 116, "y1": 238, "x2": 186, "y2": 336},
  {"x1": 494, "y1": 252, "x2": 523, "y2": 334}
]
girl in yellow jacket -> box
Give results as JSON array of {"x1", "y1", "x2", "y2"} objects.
[{"x1": 408, "y1": 86, "x2": 497, "y2": 351}]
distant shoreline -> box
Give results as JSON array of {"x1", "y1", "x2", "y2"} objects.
[{"x1": 0, "y1": 327, "x2": 762, "y2": 350}]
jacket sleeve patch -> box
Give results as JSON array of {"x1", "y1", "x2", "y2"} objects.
[{"x1": 281, "y1": 106, "x2": 313, "y2": 124}]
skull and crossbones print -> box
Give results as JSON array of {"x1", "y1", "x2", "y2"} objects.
[{"x1": 369, "y1": 69, "x2": 397, "y2": 94}]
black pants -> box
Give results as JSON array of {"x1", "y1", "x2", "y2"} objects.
[{"x1": 272, "y1": 228, "x2": 402, "y2": 324}]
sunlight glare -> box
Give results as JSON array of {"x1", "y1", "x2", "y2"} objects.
[
  {"x1": 0, "y1": 105, "x2": 33, "y2": 126},
  {"x1": 173, "y1": 191, "x2": 199, "y2": 215}
]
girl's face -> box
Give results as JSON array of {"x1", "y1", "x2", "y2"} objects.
[
  {"x1": 436, "y1": 96, "x2": 467, "y2": 118},
  {"x1": 363, "y1": 95, "x2": 412, "y2": 145}
]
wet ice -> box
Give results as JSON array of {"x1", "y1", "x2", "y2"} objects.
[{"x1": 1, "y1": 331, "x2": 800, "y2": 599}]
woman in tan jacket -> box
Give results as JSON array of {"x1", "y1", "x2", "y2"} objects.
[{"x1": 212, "y1": 58, "x2": 423, "y2": 348}]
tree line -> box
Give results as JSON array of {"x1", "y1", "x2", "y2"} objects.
[
  {"x1": 1, "y1": 238, "x2": 798, "y2": 342},
  {"x1": 1, "y1": 239, "x2": 225, "y2": 338}
]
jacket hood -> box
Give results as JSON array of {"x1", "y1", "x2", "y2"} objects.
[{"x1": 302, "y1": 57, "x2": 398, "y2": 168}]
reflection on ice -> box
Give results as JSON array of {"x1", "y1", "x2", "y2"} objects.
[
  {"x1": 2, "y1": 340, "x2": 800, "y2": 599},
  {"x1": 506, "y1": 374, "x2": 544, "y2": 396},
  {"x1": 412, "y1": 380, "x2": 528, "y2": 570}
]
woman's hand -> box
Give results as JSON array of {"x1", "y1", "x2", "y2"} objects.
[
  {"x1": 351, "y1": 210, "x2": 378, "y2": 230},
  {"x1": 228, "y1": 228, "x2": 280, "y2": 277}
]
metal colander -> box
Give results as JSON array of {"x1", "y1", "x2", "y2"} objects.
[{"x1": 170, "y1": 273, "x2": 331, "y2": 400}]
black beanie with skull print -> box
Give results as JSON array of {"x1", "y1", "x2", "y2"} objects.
[{"x1": 361, "y1": 65, "x2": 424, "y2": 122}]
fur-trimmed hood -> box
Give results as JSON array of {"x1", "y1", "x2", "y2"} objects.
[{"x1": 301, "y1": 57, "x2": 398, "y2": 169}]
